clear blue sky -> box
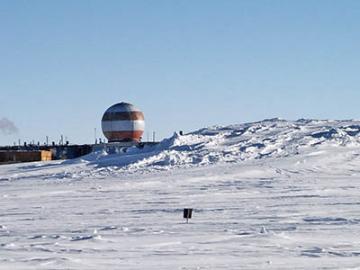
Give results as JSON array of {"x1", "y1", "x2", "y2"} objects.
[{"x1": 1, "y1": 0, "x2": 360, "y2": 145}]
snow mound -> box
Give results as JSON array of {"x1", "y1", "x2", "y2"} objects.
[{"x1": 79, "y1": 119, "x2": 360, "y2": 172}]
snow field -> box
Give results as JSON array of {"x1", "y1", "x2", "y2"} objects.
[{"x1": 1, "y1": 119, "x2": 360, "y2": 269}]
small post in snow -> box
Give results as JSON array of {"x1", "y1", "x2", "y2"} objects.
[{"x1": 183, "y1": 208, "x2": 193, "y2": 223}]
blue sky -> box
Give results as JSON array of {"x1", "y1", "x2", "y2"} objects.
[{"x1": 1, "y1": 0, "x2": 360, "y2": 145}]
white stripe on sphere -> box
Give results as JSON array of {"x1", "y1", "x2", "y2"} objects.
[{"x1": 102, "y1": 120, "x2": 145, "y2": 132}]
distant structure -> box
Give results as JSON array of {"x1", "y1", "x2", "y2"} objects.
[
  {"x1": 0, "y1": 150, "x2": 52, "y2": 164},
  {"x1": 0, "y1": 102, "x2": 152, "y2": 165},
  {"x1": 101, "y1": 102, "x2": 145, "y2": 143}
]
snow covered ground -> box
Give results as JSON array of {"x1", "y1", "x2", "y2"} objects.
[{"x1": 1, "y1": 119, "x2": 360, "y2": 269}]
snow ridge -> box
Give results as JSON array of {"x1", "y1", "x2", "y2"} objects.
[
  {"x1": 2, "y1": 119, "x2": 360, "y2": 181},
  {"x1": 83, "y1": 119, "x2": 360, "y2": 172}
]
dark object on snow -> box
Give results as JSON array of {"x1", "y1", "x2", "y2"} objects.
[
  {"x1": 183, "y1": 208, "x2": 193, "y2": 223},
  {"x1": 179, "y1": 130, "x2": 183, "y2": 136}
]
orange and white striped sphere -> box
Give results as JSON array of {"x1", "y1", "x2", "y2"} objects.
[{"x1": 101, "y1": 102, "x2": 145, "y2": 142}]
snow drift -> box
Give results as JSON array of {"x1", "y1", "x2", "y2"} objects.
[
  {"x1": 80, "y1": 118, "x2": 360, "y2": 172},
  {"x1": 2, "y1": 119, "x2": 360, "y2": 269},
  {"x1": 2, "y1": 118, "x2": 360, "y2": 181}
]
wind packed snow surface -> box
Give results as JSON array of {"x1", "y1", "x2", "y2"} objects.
[{"x1": 1, "y1": 119, "x2": 360, "y2": 269}]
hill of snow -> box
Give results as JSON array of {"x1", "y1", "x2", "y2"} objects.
[
  {"x1": 1, "y1": 119, "x2": 360, "y2": 269},
  {"x1": 84, "y1": 118, "x2": 360, "y2": 171},
  {"x1": 3, "y1": 118, "x2": 360, "y2": 181}
]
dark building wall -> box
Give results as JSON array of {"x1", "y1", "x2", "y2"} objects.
[
  {"x1": 0, "y1": 145, "x2": 92, "y2": 161},
  {"x1": 50, "y1": 145, "x2": 92, "y2": 160},
  {"x1": 0, "y1": 151, "x2": 52, "y2": 164},
  {"x1": 0, "y1": 142, "x2": 158, "y2": 164}
]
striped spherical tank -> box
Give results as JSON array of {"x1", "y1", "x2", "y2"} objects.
[{"x1": 101, "y1": 102, "x2": 145, "y2": 142}]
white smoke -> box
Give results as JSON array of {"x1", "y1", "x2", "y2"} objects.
[{"x1": 0, "y1": 117, "x2": 19, "y2": 135}]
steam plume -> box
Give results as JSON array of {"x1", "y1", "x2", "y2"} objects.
[{"x1": 0, "y1": 117, "x2": 19, "y2": 135}]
